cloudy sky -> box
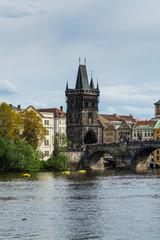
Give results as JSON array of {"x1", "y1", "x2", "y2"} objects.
[{"x1": 0, "y1": 0, "x2": 160, "y2": 119}]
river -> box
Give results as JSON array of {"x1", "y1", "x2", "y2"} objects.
[{"x1": 0, "y1": 169, "x2": 160, "y2": 240}]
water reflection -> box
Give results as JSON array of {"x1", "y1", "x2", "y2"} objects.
[{"x1": 1, "y1": 170, "x2": 160, "y2": 239}]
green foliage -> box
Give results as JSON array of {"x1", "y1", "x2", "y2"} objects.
[
  {"x1": 20, "y1": 108, "x2": 46, "y2": 150},
  {"x1": 0, "y1": 102, "x2": 22, "y2": 141},
  {"x1": 43, "y1": 153, "x2": 69, "y2": 171},
  {"x1": 54, "y1": 133, "x2": 71, "y2": 157},
  {"x1": 41, "y1": 133, "x2": 71, "y2": 171},
  {"x1": 0, "y1": 136, "x2": 41, "y2": 171}
]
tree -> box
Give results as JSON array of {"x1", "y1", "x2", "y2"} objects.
[
  {"x1": 44, "y1": 154, "x2": 68, "y2": 171},
  {"x1": 53, "y1": 133, "x2": 72, "y2": 157},
  {"x1": 0, "y1": 102, "x2": 22, "y2": 141},
  {"x1": 20, "y1": 109, "x2": 46, "y2": 150},
  {"x1": 42, "y1": 133, "x2": 71, "y2": 171},
  {"x1": 0, "y1": 136, "x2": 41, "y2": 171}
]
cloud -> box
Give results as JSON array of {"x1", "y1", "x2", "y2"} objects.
[
  {"x1": 26, "y1": 100, "x2": 47, "y2": 109},
  {"x1": 99, "y1": 83, "x2": 159, "y2": 119},
  {"x1": 0, "y1": 79, "x2": 17, "y2": 95},
  {"x1": 0, "y1": 7, "x2": 32, "y2": 18},
  {"x1": 101, "y1": 85, "x2": 147, "y2": 104},
  {"x1": 123, "y1": 106, "x2": 154, "y2": 120}
]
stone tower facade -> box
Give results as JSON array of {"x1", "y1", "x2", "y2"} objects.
[{"x1": 65, "y1": 62, "x2": 100, "y2": 147}]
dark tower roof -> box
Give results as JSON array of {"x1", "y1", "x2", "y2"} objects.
[
  {"x1": 66, "y1": 81, "x2": 68, "y2": 90},
  {"x1": 96, "y1": 82, "x2": 99, "y2": 91},
  {"x1": 75, "y1": 65, "x2": 90, "y2": 90},
  {"x1": 90, "y1": 77, "x2": 95, "y2": 89}
]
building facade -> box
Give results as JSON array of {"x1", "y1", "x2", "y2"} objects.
[
  {"x1": 26, "y1": 106, "x2": 54, "y2": 161},
  {"x1": 132, "y1": 121, "x2": 156, "y2": 141},
  {"x1": 65, "y1": 63, "x2": 99, "y2": 147},
  {"x1": 98, "y1": 114, "x2": 134, "y2": 143},
  {"x1": 38, "y1": 106, "x2": 66, "y2": 135}
]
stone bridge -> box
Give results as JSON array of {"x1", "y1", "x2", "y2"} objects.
[{"x1": 79, "y1": 140, "x2": 160, "y2": 169}]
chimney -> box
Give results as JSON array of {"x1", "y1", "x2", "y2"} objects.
[
  {"x1": 60, "y1": 106, "x2": 63, "y2": 111},
  {"x1": 18, "y1": 105, "x2": 21, "y2": 109}
]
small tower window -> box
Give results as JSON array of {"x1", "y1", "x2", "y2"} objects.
[{"x1": 88, "y1": 112, "x2": 93, "y2": 124}]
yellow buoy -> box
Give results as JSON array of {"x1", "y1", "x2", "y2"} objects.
[
  {"x1": 62, "y1": 171, "x2": 70, "y2": 174},
  {"x1": 23, "y1": 173, "x2": 30, "y2": 178},
  {"x1": 78, "y1": 170, "x2": 86, "y2": 173}
]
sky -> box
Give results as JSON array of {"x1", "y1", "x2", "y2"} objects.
[{"x1": 0, "y1": 0, "x2": 160, "y2": 120}]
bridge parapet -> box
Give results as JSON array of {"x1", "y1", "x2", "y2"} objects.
[{"x1": 80, "y1": 140, "x2": 160, "y2": 170}]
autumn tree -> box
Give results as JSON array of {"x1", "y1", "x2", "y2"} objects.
[
  {"x1": 0, "y1": 102, "x2": 22, "y2": 141},
  {"x1": 20, "y1": 108, "x2": 46, "y2": 150}
]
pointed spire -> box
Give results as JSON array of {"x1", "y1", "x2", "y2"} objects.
[
  {"x1": 96, "y1": 78, "x2": 99, "y2": 90},
  {"x1": 90, "y1": 78, "x2": 95, "y2": 89},
  {"x1": 90, "y1": 72, "x2": 95, "y2": 89},
  {"x1": 66, "y1": 79, "x2": 68, "y2": 90}
]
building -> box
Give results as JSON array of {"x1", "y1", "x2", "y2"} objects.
[
  {"x1": 115, "y1": 120, "x2": 132, "y2": 143},
  {"x1": 65, "y1": 62, "x2": 99, "y2": 147},
  {"x1": 38, "y1": 106, "x2": 66, "y2": 135},
  {"x1": 132, "y1": 120, "x2": 156, "y2": 141},
  {"x1": 104, "y1": 124, "x2": 116, "y2": 143},
  {"x1": 99, "y1": 114, "x2": 134, "y2": 143},
  {"x1": 26, "y1": 106, "x2": 54, "y2": 160}
]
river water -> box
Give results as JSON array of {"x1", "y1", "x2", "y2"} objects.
[{"x1": 1, "y1": 169, "x2": 160, "y2": 240}]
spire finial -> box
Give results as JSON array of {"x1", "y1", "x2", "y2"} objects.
[
  {"x1": 66, "y1": 79, "x2": 68, "y2": 90},
  {"x1": 79, "y1": 57, "x2": 81, "y2": 65},
  {"x1": 84, "y1": 57, "x2": 86, "y2": 65}
]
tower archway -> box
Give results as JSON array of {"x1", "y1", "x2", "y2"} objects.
[{"x1": 84, "y1": 130, "x2": 97, "y2": 144}]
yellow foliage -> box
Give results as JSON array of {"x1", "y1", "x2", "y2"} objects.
[
  {"x1": 20, "y1": 109, "x2": 46, "y2": 150},
  {"x1": 0, "y1": 102, "x2": 22, "y2": 141}
]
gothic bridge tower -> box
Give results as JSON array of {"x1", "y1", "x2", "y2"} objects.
[{"x1": 65, "y1": 60, "x2": 100, "y2": 147}]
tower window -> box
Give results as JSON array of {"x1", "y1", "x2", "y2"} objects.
[{"x1": 88, "y1": 112, "x2": 93, "y2": 124}]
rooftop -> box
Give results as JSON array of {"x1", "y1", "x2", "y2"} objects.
[{"x1": 38, "y1": 107, "x2": 66, "y2": 118}]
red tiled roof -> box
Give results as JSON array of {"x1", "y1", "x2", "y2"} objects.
[
  {"x1": 117, "y1": 114, "x2": 135, "y2": 122},
  {"x1": 100, "y1": 114, "x2": 120, "y2": 121},
  {"x1": 136, "y1": 120, "x2": 157, "y2": 127},
  {"x1": 37, "y1": 108, "x2": 66, "y2": 118}
]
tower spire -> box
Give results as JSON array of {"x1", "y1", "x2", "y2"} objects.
[
  {"x1": 66, "y1": 79, "x2": 68, "y2": 90},
  {"x1": 96, "y1": 78, "x2": 99, "y2": 90}
]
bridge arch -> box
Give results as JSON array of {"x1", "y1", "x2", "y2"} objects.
[{"x1": 131, "y1": 145, "x2": 158, "y2": 168}]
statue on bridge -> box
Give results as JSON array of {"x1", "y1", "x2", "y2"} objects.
[{"x1": 137, "y1": 131, "x2": 142, "y2": 141}]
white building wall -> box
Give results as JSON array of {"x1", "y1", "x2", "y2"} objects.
[
  {"x1": 54, "y1": 117, "x2": 66, "y2": 135},
  {"x1": 38, "y1": 112, "x2": 54, "y2": 161}
]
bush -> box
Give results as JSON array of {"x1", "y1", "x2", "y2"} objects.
[{"x1": 43, "y1": 153, "x2": 68, "y2": 171}]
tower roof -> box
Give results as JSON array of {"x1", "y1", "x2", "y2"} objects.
[
  {"x1": 75, "y1": 65, "x2": 90, "y2": 90},
  {"x1": 90, "y1": 77, "x2": 95, "y2": 89}
]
